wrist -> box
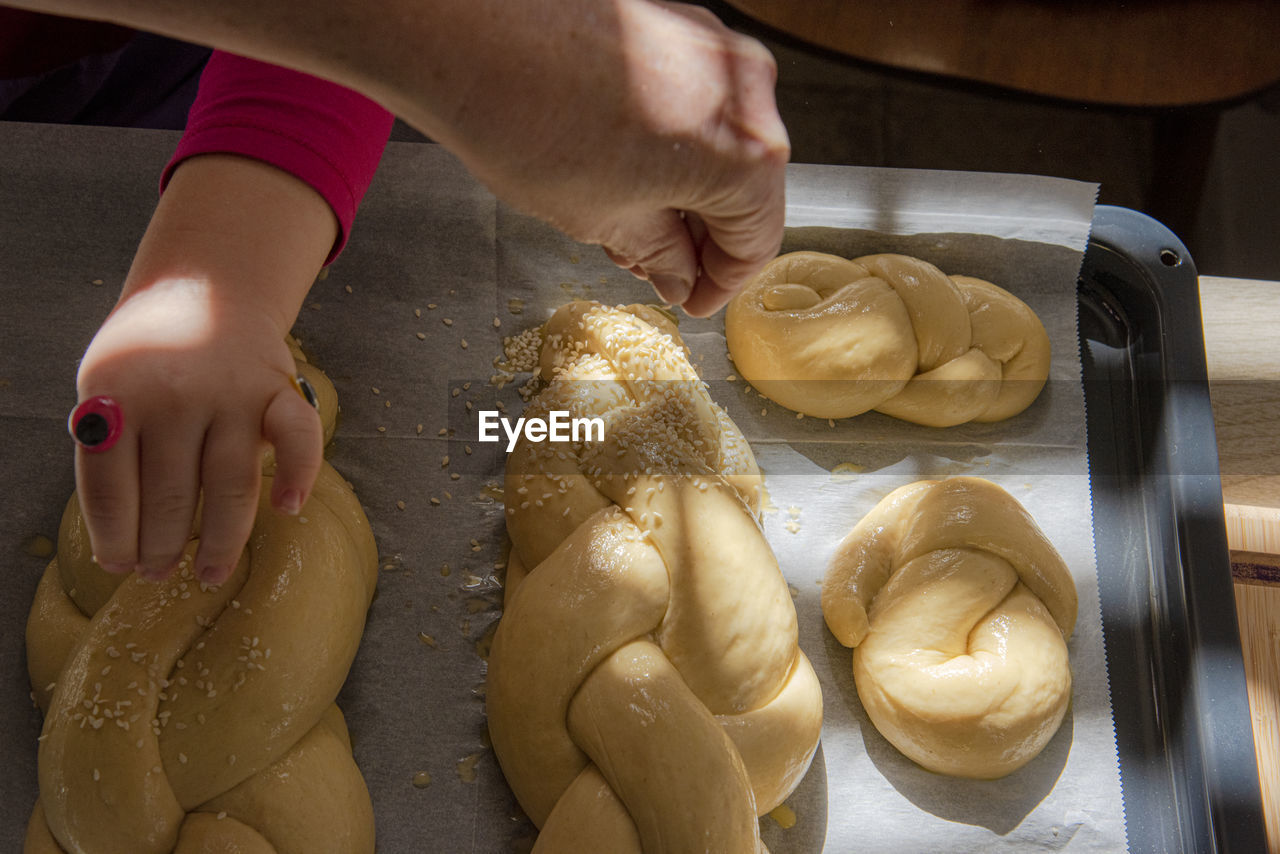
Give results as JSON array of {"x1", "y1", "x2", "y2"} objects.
[{"x1": 122, "y1": 154, "x2": 333, "y2": 336}]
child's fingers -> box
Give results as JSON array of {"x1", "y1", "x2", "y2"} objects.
[
  {"x1": 193, "y1": 420, "x2": 263, "y2": 586},
  {"x1": 263, "y1": 382, "x2": 325, "y2": 518},
  {"x1": 74, "y1": 428, "x2": 141, "y2": 575},
  {"x1": 135, "y1": 420, "x2": 202, "y2": 581}
]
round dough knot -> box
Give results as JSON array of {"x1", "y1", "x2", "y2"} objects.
[
  {"x1": 25, "y1": 352, "x2": 379, "y2": 854},
  {"x1": 724, "y1": 251, "x2": 1051, "y2": 426},
  {"x1": 490, "y1": 302, "x2": 823, "y2": 852},
  {"x1": 821, "y1": 477, "x2": 1076, "y2": 779}
]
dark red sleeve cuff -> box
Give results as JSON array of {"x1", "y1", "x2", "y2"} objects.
[{"x1": 161, "y1": 51, "x2": 394, "y2": 264}]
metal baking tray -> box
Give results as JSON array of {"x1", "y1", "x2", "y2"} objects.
[{"x1": 1078, "y1": 205, "x2": 1266, "y2": 852}]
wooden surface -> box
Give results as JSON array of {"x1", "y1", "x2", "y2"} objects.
[
  {"x1": 1201, "y1": 275, "x2": 1280, "y2": 853},
  {"x1": 722, "y1": 0, "x2": 1280, "y2": 107},
  {"x1": 1236, "y1": 582, "x2": 1280, "y2": 854}
]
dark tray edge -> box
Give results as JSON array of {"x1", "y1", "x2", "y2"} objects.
[{"x1": 1080, "y1": 205, "x2": 1266, "y2": 853}]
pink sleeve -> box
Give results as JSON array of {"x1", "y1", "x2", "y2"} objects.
[{"x1": 162, "y1": 51, "x2": 394, "y2": 264}]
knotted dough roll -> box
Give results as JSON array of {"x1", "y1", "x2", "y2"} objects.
[
  {"x1": 490, "y1": 301, "x2": 823, "y2": 852},
  {"x1": 822, "y1": 477, "x2": 1076, "y2": 779},
  {"x1": 25, "y1": 343, "x2": 379, "y2": 854},
  {"x1": 724, "y1": 251, "x2": 1051, "y2": 426}
]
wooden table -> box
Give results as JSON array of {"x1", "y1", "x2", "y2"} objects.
[
  {"x1": 720, "y1": 0, "x2": 1280, "y2": 107},
  {"x1": 714, "y1": 0, "x2": 1280, "y2": 309},
  {"x1": 1200, "y1": 275, "x2": 1280, "y2": 853}
]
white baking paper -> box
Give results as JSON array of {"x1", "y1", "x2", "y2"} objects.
[{"x1": 0, "y1": 124, "x2": 1123, "y2": 852}]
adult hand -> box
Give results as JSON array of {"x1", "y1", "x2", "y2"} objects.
[
  {"x1": 400, "y1": 1, "x2": 790, "y2": 317},
  {"x1": 10, "y1": 0, "x2": 788, "y2": 314}
]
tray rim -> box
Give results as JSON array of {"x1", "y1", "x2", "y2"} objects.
[{"x1": 1080, "y1": 204, "x2": 1266, "y2": 853}]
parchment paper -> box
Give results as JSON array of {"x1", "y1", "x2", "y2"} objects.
[{"x1": 0, "y1": 123, "x2": 1123, "y2": 852}]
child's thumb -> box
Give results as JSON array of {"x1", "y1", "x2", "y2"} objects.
[{"x1": 263, "y1": 382, "x2": 324, "y2": 515}]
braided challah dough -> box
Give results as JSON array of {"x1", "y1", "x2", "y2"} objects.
[
  {"x1": 822, "y1": 477, "x2": 1076, "y2": 779},
  {"x1": 489, "y1": 301, "x2": 823, "y2": 852},
  {"x1": 724, "y1": 251, "x2": 1051, "y2": 426},
  {"x1": 25, "y1": 344, "x2": 379, "y2": 854}
]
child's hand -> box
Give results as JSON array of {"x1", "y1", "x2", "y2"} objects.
[
  {"x1": 71, "y1": 154, "x2": 336, "y2": 585},
  {"x1": 74, "y1": 285, "x2": 323, "y2": 585}
]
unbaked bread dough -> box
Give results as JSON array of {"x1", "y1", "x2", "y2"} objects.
[
  {"x1": 724, "y1": 251, "x2": 1051, "y2": 426},
  {"x1": 24, "y1": 342, "x2": 379, "y2": 854},
  {"x1": 489, "y1": 301, "x2": 823, "y2": 852},
  {"x1": 822, "y1": 477, "x2": 1076, "y2": 779}
]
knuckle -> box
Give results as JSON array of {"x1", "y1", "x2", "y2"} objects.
[
  {"x1": 267, "y1": 403, "x2": 322, "y2": 447},
  {"x1": 626, "y1": 243, "x2": 672, "y2": 271},
  {"x1": 273, "y1": 432, "x2": 322, "y2": 471},
  {"x1": 734, "y1": 31, "x2": 775, "y2": 67},
  {"x1": 204, "y1": 470, "x2": 261, "y2": 508},
  {"x1": 275, "y1": 417, "x2": 319, "y2": 446},
  {"x1": 77, "y1": 484, "x2": 130, "y2": 527},
  {"x1": 140, "y1": 486, "x2": 197, "y2": 523}
]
